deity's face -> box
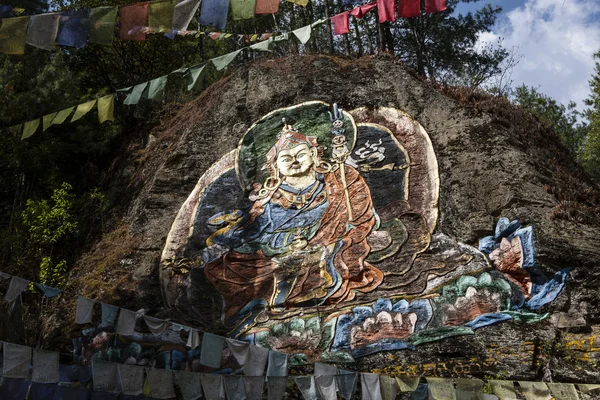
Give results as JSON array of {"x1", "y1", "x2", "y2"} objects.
[{"x1": 276, "y1": 143, "x2": 317, "y2": 177}]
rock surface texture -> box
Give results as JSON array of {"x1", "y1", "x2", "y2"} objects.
[{"x1": 60, "y1": 55, "x2": 600, "y2": 382}]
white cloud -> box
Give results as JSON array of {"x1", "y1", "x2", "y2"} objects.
[{"x1": 478, "y1": 0, "x2": 600, "y2": 111}]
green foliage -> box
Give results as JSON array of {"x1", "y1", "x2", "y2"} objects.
[
  {"x1": 512, "y1": 85, "x2": 589, "y2": 157},
  {"x1": 583, "y1": 51, "x2": 600, "y2": 180},
  {"x1": 22, "y1": 182, "x2": 78, "y2": 247},
  {"x1": 39, "y1": 257, "x2": 68, "y2": 288}
]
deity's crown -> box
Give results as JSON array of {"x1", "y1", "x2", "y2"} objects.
[{"x1": 266, "y1": 119, "x2": 319, "y2": 163}]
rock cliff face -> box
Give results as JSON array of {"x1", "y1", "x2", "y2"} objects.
[{"x1": 59, "y1": 55, "x2": 600, "y2": 382}]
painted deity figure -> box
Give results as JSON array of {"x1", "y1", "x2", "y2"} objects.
[{"x1": 203, "y1": 123, "x2": 384, "y2": 331}]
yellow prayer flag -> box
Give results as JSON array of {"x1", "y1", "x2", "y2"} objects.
[
  {"x1": 250, "y1": 34, "x2": 258, "y2": 41},
  {"x1": 21, "y1": 119, "x2": 40, "y2": 140},
  {"x1": 13, "y1": 8, "x2": 25, "y2": 15},
  {"x1": 43, "y1": 112, "x2": 58, "y2": 131},
  {"x1": 9, "y1": 125, "x2": 22, "y2": 135},
  {"x1": 287, "y1": 0, "x2": 309, "y2": 7},
  {"x1": 148, "y1": 0, "x2": 175, "y2": 31},
  {"x1": 224, "y1": 33, "x2": 233, "y2": 38},
  {"x1": 52, "y1": 107, "x2": 75, "y2": 125},
  {"x1": 98, "y1": 95, "x2": 115, "y2": 123},
  {"x1": 0, "y1": 16, "x2": 30, "y2": 55},
  {"x1": 71, "y1": 100, "x2": 97, "y2": 123}
]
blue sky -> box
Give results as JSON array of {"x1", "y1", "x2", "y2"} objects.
[{"x1": 455, "y1": 0, "x2": 600, "y2": 113}]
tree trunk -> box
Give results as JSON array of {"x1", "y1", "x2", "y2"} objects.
[{"x1": 323, "y1": 0, "x2": 335, "y2": 54}]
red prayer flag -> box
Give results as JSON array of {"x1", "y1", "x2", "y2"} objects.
[
  {"x1": 255, "y1": 0, "x2": 279, "y2": 14},
  {"x1": 349, "y1": 2, "x2": 376, "y2": 18},
  {"x1": 398, "y1": 0, "x2": 419, "y2": 18},
  {"x1": 120, "y1": 2, "x2": 148, "y2": 41},
  {"x1": 332, "y1": 11, "x2": 349, "y2": 35},
  {"x1": 425, "y1": 0, "x2": 447, "y2": 13},
  {"x1": 377, "y1": 0, "x2": 395, "y2": 23}
]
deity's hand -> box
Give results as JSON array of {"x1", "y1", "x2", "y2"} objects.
[{"x1": 206, "y1": 210, "x2": 245, "y2": 246}]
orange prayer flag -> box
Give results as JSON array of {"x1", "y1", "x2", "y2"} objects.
[
  {"x1": 120, "y1": 2, "x2": 148, "y2": 41},
  {"x1": 255, "y1": 0, "x2": 279, "y2": 14}
]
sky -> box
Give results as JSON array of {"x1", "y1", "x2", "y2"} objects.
[{"x1": 455, "y1": 0, "x2": 600, "y2": 113}]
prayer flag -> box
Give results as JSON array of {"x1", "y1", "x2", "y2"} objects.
[
  {"x1": 332, "y1": 11, "x2": 349, "y2": 35},
  {"x1": 98, "y1": 94, "x2": 115, "y2": 123},
  {"x1": 57, "y1": 9, "x2": 90, "y2": 48},
  {"x1": 0, "y1": 16, "x2": 29, "y2": 54},
  {"x1": 21, "y1": 119, "x2": 40, "y2": 140},
  {"x1": 426, "y1": 377, "x2": 456, "y2": 400},
  {"x1": 124, "y1": 82, "x2": 149, "y2": 105},
  {"x1": 71, "y1": 99, "x2": 97, "y2": 122},
  {"x1": 101, "y1": 303, "x2": 119, "y2": 327},
  {"x1": 398, "y1": 0, "x2": 420, "y2": 17},
  {"x1": 3, "y1": 342, "x2": 32, "y2": 378},
  {"x1": 42, "y1": 112, "x2": 58, "y2": 131},
  {"x1": 231, "y1": 0, "x2": 256, "y2": 20},
  {"x1": 200, "y1": 374, "x2": 226, "y2": 400},
  {"x1": 116, "y1": 308, "x2": 137, "y2": 335},
  {"x1": 425, "y1": 0, "x2": 447, "y2": 13},
  {"x1": 92, "y1": 359, "x2": 118, "y2": 393},
  {"x1": 244, "y1": 376, "x2": 264, "y2": 400},
  {"x1": 380, "y1": 375, "x2": 398, "y2": 400},
  {"x1": 267, "y1": 376, "x2": 287, "y2": 400},
  {"x1": 518, "y1": 382, "x2": 552, "y2": 400},
  {"x1": 226, "y1": 338, "x2": 249, "y2": 366},
  {"x1": 146, "y1": 368, "x2": 177, "y2": 399},
  {"x1": 208, "y1": 32, "x2": 220, "y2": 40},
  {"x1": 490, "y1": 380, "x2": 517, "y2": 400},
  {"x1": 547, "y1": 383, "x2": 579, "y2": 400},
  {"x1": 32, "y1": 349, "x2": 60, "y2": 383},
  {"x1": 349, "y1": 2, "x2": 376, "y2": 18},
  {"x1": 250, "y1": 37, "x2": 272, "y2": 51},
  {"x1": 75, "y1": 296, "x2": 95, "y2": 324},
  {"x1": 5, "y1": 276, "x2": 29, "y2": 301},
  {"x1": 9, "y1": 125, "x2": 22, "y2": 135},
  {"x1": 26, "y1": 13, "x2": 60, "y2": 50},
  {"x1": 0, "y1": 378, "x2": 30, "y2": 399},
  {"x1": 89, "y1": 6, "x2": 117, "y2": 45},
  {"x1": 187, "y1": 64, "x2": 206, "y2": 91},
  {"x1": 315, "y1": 375, "x2": 336, "y2": 400},
  {"x1": 211, "y1": 49, "x2": 242, "y2": 71},
  {"x1": 143, "y1": 315, "x2": 169, "y2": 334},
  {"x1": 200, "y1": 332, "x2": 225, "y2": 368},
  {"x1": 146, "y1": 75, "x2": 169, "y2": 101},
  {"x1": 186, "y1": 327, "x2": 201, "y2": 347},
  {"x1": 172, "y1": 0, "x2": 200, "y2": 30},
  {"x1": 336, "y1": 371, "x2": 358, "y2": 400},
  {"x1": 175, "y1": 371, "x2": 203, "y2": 400},
  {"x1": 149, "y1": 0, "x2": 175, "y2": 31},
  {"x1": 34, "y1": 282, "x2": 62, "y2": 297},
  {"x1": 255, "y1": 0, "x2": 279, "y2": 15},
  {"x1": 52, "y1": 106, "x2": 75, "y2": 125},
  {"x1": 243, "y1": 344, "x2": 269, "y2": 376},
  {"x1": 361, "y1": 373, "x2": 382, "y2": 400},
  {"x1": 266, "y1": 350, "x2": 287, "y2": 377},
  {"x1": 292, "y1": 25, "x2": 311, "y2": 44},
  {"x1": 199, "y1": 0, "x2": 229, "y2": 30},
  {"x1": 224, "y1": 376, "x2": 246, "y2": 400},
  {"x1": 120, "y1": 2, "x2": 148, "y2": 41},
  {"x1": 376, "y1": 0, "x2": 395, "y2": 23},
  {"x1": 118, "y1": 364, "x2": 144, "y2": 395},
  {"x1": 287, "y1": 0, "x2": 309, "y2": 6},
  {"x1": 294, "y1": 376, "x2": 317, "y2": 400}
]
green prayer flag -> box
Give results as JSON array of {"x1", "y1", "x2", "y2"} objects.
[
  {"x1": 148, "y1": 0, "x2": 175, "y2": 31},
  {"x1": 249, "y1": 38, "x2": 272, "y2": 52},
  {"x1": 98, "y1": 95, "x2": 115, "y2": 123},
  {"x1": 395, "y1": 376, "x2": 420, "y2": 392},
  {"x1": 71, "y1": 99, "x2": 97, "y2": 122},
  {"x1": 292, "y1": 25, "x2": 311, "y2": 44},
  {"x1": 211, "y1": 49, "x2": 242, "y2": 71},
  {"x1": 146, "y1": 75, "x2": 168, "y2": 101},
  {"x1": 124, "y1": 82, "x2": 149, "y2": 105},
  {"x1": 9, "y1": 125, "x2": 22, "y2": 135},
  {"x1": 52, "y1": 107, "x2": 75, "y2": 125},
  {"x1": 186, "y1": 64, "x2": 206, "y2": 91},
  {"x1": 89, "y1": 6, "x2": 117, "y2": 46},
  {"x1": 490, "y1": 380, "x2": 517, "y2": 400},
  {"x1": 170, "y1": 67, "x2": 189, "y2": 75},
  {"x1": 21, "y1": 119, "x2": 40, "y2": 140},
  {"x1": 547, "y1": 383, "x2": 579, "y2": 400},
  {"x1": 518, "y1": 382, "x2": 552, "y2": 400},
  {"x1": 426, "y1": 377, "x2": 456, "y2": 400},
  {"x1": 0, "y1": 16, "x2": 30, "y2": 54},
  {"x1": 578, "y1": 384, "x2": 600, "y2": 394},
  {"x1": 230, "y1": 0, "x2": 256, "y2": 20},
  {"x1": 43, "y1": 112, "x2": 58, "y2": 131}
]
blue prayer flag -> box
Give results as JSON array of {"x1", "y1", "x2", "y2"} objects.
[
  {"x1": 57, "y1": 9, "x2": 90, "y2": 48},
  {"x1": 199, "y1": 0, "x2": 229, "y2": 30},
  {"x1": 0, "y1": 6, "x2": 13, "y2": 18}
]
